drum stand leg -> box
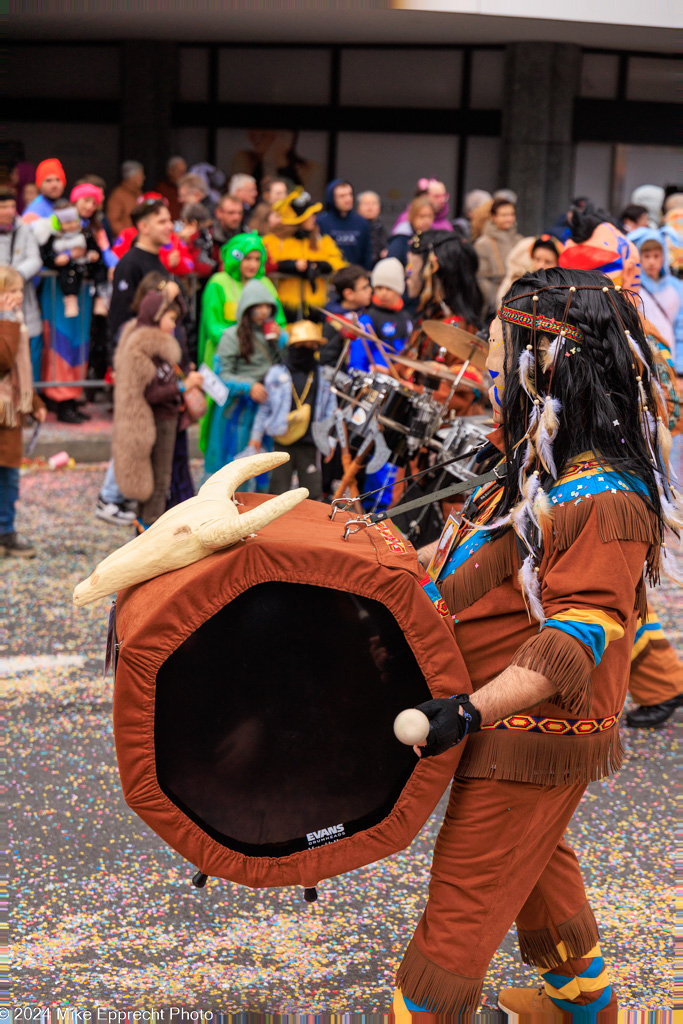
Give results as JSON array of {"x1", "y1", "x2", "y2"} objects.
[
  {"x1": 303, "y1": 886, "x2": 318, "y2": 903},
  {"x1": 191, "y1": 871, "x2": 208, "y2": 888}
]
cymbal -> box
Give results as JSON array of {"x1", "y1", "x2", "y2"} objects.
[
  {"x1": 389, "y1": 353, "x2": 475, "y2": 389},
  {"x1": 421, "y1": 321, "x2": 489, "y2": 372}
]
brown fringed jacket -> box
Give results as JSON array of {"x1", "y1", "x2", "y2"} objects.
[{"x1": 436, "y1": 452, "x2": 659, "y2": 786}]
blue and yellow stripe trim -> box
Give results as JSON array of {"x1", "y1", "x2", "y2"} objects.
[
  {"x1": 631, "y1": 616, "x2": 665, "y2": 662},
  {"x1": 544, "y1": 608, "x2": 625, "y2": 666}
]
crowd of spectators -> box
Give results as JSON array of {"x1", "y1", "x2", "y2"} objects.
[{"x1": 1, "y1": 152, "x2": 681, "y2": 555}]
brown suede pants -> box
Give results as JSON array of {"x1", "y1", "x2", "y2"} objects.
[{"x1": 396, "y1": 775, "x2": 601, "y2": 1012}]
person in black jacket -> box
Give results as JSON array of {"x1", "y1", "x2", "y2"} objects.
[
  {"x1": 317, "y1": 179, "x2": 373, "y2": 270},
  {"x1": 107, "y1": 199, "x2": 173, "y2": 358}
]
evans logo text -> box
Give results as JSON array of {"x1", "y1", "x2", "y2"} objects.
[{"x1": 305, "y1": 823, "x2": 346, "y2": 847}]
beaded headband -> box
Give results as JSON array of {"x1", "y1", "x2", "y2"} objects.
[{"x1": 499, "y1": 305, "x2": 584, "y2": 343}]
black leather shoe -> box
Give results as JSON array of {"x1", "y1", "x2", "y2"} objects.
[{"x1": 626, "y1": 695, "x2": 683, "y2": 728}]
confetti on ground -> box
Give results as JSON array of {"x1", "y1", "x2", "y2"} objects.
[{"x1": 6, "y1": 467, "x2": 677, "y2": 1011}]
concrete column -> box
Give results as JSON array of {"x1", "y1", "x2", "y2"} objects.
[
  {"x1": 500, "y1": 43, "x2": 582, "y2": 235},
  {"x1": 120, "y1": 41, "x2": 177, "y2": 189}
]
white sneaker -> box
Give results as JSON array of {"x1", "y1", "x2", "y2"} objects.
[{"x1": 95, "y1": 497, "x2": 136, "y2": 526}]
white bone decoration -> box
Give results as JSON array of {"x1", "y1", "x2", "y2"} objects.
[{"x1": 73, "y1": 453, "x2": 308, "y2": 606}]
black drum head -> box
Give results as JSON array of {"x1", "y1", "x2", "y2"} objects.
[{"x1": 155, "y1": 582, "x2": 432, "y2": 857}]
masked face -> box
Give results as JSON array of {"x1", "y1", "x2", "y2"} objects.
[
  {"x1": 486, "y1": 316, "x2": 506, "y2": 424},
  {"x1": 406, "y1": 251, "x2": 424, "y2": 299}
]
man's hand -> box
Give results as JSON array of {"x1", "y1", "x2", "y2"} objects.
[
  {"x1": 166, "y1": 250, "x2": 181, "y2": 269},
  {"x1": 33, "y1": 406, "x2": 47, "y2": 424},
  {"x1": 87, "y1": 250, "x2": 100, "y2": 263},
  {"x1": 413, "y1": 696, "x2": 481, "y2": 758},
  {"x1": 55, "y1": 254, "x2": 70, "y2": 266},
  {"x1": 71, "y1": 247, "x2": 86, "y2": 260},
  {"x1": 295, "y1": 259, "x2": 308, "y2": 273}
]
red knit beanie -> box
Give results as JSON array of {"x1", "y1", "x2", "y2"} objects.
[{"x1": 36, "y1": 159, "x2": 66, "y2": 189}]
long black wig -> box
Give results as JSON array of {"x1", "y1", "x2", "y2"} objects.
[
  {"x1": 409, "y1": 229, "x2": 483, "y2": 329},
  {"x1": 483, "y1": 266, "x2": 679, "y2": 616}
]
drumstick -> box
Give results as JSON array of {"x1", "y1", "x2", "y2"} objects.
[
  {"x1": 310, "y1": 305, "x2": 402, "y2": 382},
  {"x1": 393, "y1": 708, "x2": 430, "y2": 745}
]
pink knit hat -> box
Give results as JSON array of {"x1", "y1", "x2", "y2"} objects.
[{"x1": 70, "y1": 183, "x2": 104, "y2": 206}]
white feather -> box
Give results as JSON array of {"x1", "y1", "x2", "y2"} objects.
[
  {"x1": 660, "y1": 492, "x2": 683, "y2": 531},
  {"x1": 520, "y1": 554, "x2": 545, "y2": 624},
  {"x1": 542, "y1": 334, "x2": 564, "y2": 372},
  {"x1": 518, "y1": 439, "x2": 535, "y2": 492},
  {"x1": 660, "y1": 548, "x2": 683, "y2": 586},
  {"x1": 518, "y1": 349, "x2": 536, "y2": 398},
  {"x1": 536, "y1": 397, "x2": 562, "y2": 478},
  {"x1": 627, "y1": 335, "x2": 651, "y2": 379}
]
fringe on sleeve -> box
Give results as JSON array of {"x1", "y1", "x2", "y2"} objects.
[{"x1": 510, "y1": 627, "x2": 594, "y2": 716}]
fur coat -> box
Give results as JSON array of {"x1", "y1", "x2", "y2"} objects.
[{"x1": 112, "y1": 324, "x2": 181, "y2": 501}]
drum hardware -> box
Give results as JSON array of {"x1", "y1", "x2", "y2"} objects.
[
  {"x1": 377, "y1": 414, "x2": 410, "y2": 435},
  {"x1": 331, "y1": 442, "x2": 491, "y2": 520},
  {"x1": 333, "y1": 428, "x2": 388, "y2": 502},
  {"x1": 389, "y1": 352, "x2": 468, "y2": 385},
  {"x1": 421, "y1": 320, "x2": 489, "y2": 373},
  {"x1": 311, "y1": 304, "x2": 402, "y2": 382},
  {"x1": 191, "y1": 871, "x2": 208, "y2": 888},
  {"x1": 340, "y1": 469, "x2": 499, "y2": 541}
]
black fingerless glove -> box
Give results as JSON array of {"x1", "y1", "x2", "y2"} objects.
[{"x1": 415, "y1": 694, "x2": 481, "y2": 758}]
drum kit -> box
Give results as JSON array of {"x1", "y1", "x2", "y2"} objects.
[{"x1": 312, "y1": 314, "x2": 491, "y2": 508}]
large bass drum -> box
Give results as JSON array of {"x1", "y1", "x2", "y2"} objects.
[{"x1": 112, "y1": 495, "x2": 470, "y2": 891}]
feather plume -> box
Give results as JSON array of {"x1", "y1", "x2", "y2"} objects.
[
  {"x1": 530, "y1": 486, "x2": 553, "y2": 533},
  {"x1": 460, "y1": 513, "x2": 512, "y2": 532},
  {"x1": 627, "y1": 334, "x2": 651, "y2": 378},
  {"x1": 660, "y1": 548, "x2": 683, "y2": 586},
  {"x1": 519, "y1": 554, "x2": 545, "y2": 624},
  {"x1": 541, "y1": 334, "x2": 564, "y2": 373},
  {"x1": 510, "y1": 495, "x2": 530, "y2": 533},
  {"x1": 653, "y1": 379, "x2": 668, "y2": 420},
  {"x1": 518, "y1": 349, "x2": 536, "y2": 399},
  {"x1": 656, "y1": 417, "x2": 674, "y2": 481},
  {"x1": 518, "y1": 439, "x2": 535, "y2": 493},
  {"x1": 527, "y1": 402, "x2": 541, "y2": 441},
  {"x1": 660, "y1": 491, "x2": 683, "y2": 531},
  {"x1": 536, "y1": 396, "x2": 562, "y2": 477}
]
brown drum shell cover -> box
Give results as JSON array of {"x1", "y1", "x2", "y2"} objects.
[{"x1": 113, "y1": 494, "x2": 471, "y2": 889}]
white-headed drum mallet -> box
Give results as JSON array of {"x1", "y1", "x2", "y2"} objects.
[{"x1": 393, "y1": 708, "x2": 430, "y2": 746}]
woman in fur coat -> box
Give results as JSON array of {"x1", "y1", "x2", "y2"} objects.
[{"x1": 112, "y1": 287, "x2": 202, "y2": 529}]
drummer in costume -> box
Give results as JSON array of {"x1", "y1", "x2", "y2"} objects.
[
  {"x1": 405, "y1": 231, "x2": 486, "y2": 416},
  {"x1": 392, "y1": 266, "x2": 678, "y2": 1016},
  {"x1": 558, "y1": 208, "x2": 683, "y2": 729}
]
